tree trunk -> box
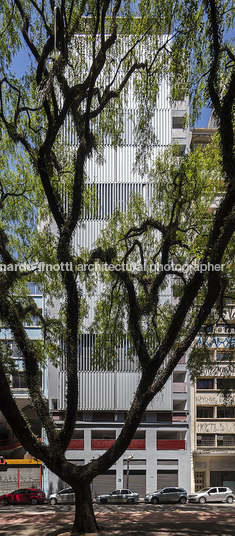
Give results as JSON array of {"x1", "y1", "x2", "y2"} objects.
[{"x1": 72, "y1": 481, "x2": 99, "y2": 534}]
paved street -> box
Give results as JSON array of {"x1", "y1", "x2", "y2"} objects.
[{"x1": 0, "y1": 503, "x2": 235, "y2": 536}]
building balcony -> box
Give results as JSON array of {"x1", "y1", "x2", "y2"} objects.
[
  {"x1": 91, "y1": 438, "x2": 146, "y2": 450},
  {"x1": 91, "y1": 439, "x2": 115, "y2": 449},
  {"x1": 172, "y1": 100, "x2": 187, "y2": 112},
  {"x1": 172, "y1": 413, "x2": 187, "y2": 422},
  {"x1": 0, "y1": 440, "x2": 22, "y2": 456},
  {"x1": 173, "y1": 383, "x2": 187, "y2": 393},
  {"x1": 172, "y1": 128, "x2": 187, "y2": 140},
  {"x1": 67, "y1": 439, "x2": 84, "y2": 450},
  {"x1": 127, "y1": 439, "x2": 145, "y2": 450},
  {"x1": 157, "y1": 440, "x2": 186, "y2": 450}
]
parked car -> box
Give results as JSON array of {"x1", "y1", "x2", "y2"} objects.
[
  {"x1": 145, "y1": 487, "x2": 187, "y2": 504},
  {"x1": 96, "y1": 489, "x2": 139, "y2": 504},
  {"x1": 49, "y1": 487, "x2": 75, "y2": 505},
  {"x1": 0, "y1": 488, "x2": 46, "y2": 506},
  {"x1": 188, "y1": 487, "x2": 234, "y2": 504}
]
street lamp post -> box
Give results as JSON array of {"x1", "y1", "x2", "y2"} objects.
[{"x1": 126, "y1": 455, "x2": 134, "y2": 489}]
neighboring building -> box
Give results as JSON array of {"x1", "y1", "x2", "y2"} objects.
[
  {"x1": 0, "y1": 283, "x2": 48, "y2": 494},
  {"x1": 190, "y1": 126, "x2": 217, "y2": 152},
  {"x1": 191, "y1": 328, "x2": 235, "y2": 493},
  {"x1": 48, "y1": 71, "x2": 191, "y2": 496},
  {"x1": 190, "y1": 118, "x2": 235, "y2": 493}
]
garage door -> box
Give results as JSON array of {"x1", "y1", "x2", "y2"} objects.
[
  {"x1": 123, "y1": 470, "x2": 146, "y2": 497},
  {"x1": 0, "y1": 466, "x2": 41, "y2": 495},
  {"x1": 92, "y1": 470, "x2": 116, "y2": 498},
  {"x1": 157, "y1": 470, "x2": 178, "y2": 489}
]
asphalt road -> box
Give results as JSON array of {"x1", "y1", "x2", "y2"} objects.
[{"x1": 0, "y1": 503, "x2": 235, "y2": 536}]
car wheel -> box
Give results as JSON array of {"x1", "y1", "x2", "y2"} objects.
[
  {"x1": 1, "y1": 498, "x2": 9, "y2": 506},
  {"x1": 100, "y1": 498, "x2": 108, "y2": 504},
  {"x1": 226, "y1": 496, "x2": 234, "y2": 504},
  {"x1": 127, "y1": 498, "x2": 134, "y2": 504},
  {"x1": 179, "y1": 497, "x2": 187, "y2": 504},
  {"x1": 49, "y1": 498, "x2": 57, "y2": 505},
  {"x1": 151, "y1": 497, "x2": 159, "y2": 504},
  {"x1": 199, "y1": 497, "x2": 206, "y2": 504},
  {"x1": 31, "y1": 498, "x2": 38, "y2": 505}
]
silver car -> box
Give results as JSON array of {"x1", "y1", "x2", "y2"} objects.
[
  {"x1": 188, "y1": 487, "x2": 234, "y2": 504},
  {"x1": 49, "y1": 487, "x2": 75, "y2": 505},
  {"x1": 145, "y1": 487, "x2": 187, "y2": 504},
  {"x1": 96, "y1": 489, "x2": 139, "y2": 504}
]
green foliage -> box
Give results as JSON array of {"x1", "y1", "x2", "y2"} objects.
[
  {"x1": 0, "y1": 341, "x2": 18, "y2": 380},
  {"x1": 187, "y1": 345, "x2": 214, "y2": 382},
  {"x1": 0, "y1": 5, "x2": 234, "y2": 530},
  {"x1": 86, "y1": 139, "x2": 226, "y2": 368}
]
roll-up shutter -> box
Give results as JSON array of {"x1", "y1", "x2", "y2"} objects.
[
  {"x1": 123, "y1": 470, "x2": 146, "y2": 497},
  {"x1": 92, "y1": 470, "x2": 116, "y2": 498},
  {"x1": 0, "y1": 466, "x2": 41, "y2": 495},
  {"x1": 157, "y1": 470, "x2": 178, "y2": 488},
  {"x1": 19, "y1": 466, "x2": 40, "y2": 488}
]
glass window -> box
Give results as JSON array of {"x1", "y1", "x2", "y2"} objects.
[
  {"x1": 217, "y1": 407, "x2": 234, "y2": 418},
  {"x1": 197, "y1": 379, "x2": 214, "y2": 390},
  {"x1": 197, "y1": 435, "x2": 215, "y2": 446},
  {"x1": 217, "y1": 435, "x2": 235, "y2": 446},
  {"x1": 26, "y1": 283, "x2": 42, "y2": 295},
  {"x1": 216, "y1": 353, "x2": 227, "y2": 361},
  {"x1": 12, "y1": 371, "x2": 42, "y2": 389},
  {"x1": 197, "y1": 407, "x2": 214, "y2": 418},
  {"x1": 218, "y1": 488, "x2": 227, "y2": 493},
  {"x1": 12, "y1": 372, "x2": 27, "y2": 389},
  {"x1": 12, "y1": 344, "x2": 22, "y2": 357},
  {"x1": 209, "y1": 488, "x2": 217, "y2": 494},
  {"x1": 157, "y1": 412, "x2": 172, "y2": 421},
  {"x1": 217, "y1": 378, "x2": 235, "y2": 390}
]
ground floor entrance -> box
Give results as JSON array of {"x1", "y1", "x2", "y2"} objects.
[{"x1": 193, "y1": 454, "x2": 235, "y2": 492}]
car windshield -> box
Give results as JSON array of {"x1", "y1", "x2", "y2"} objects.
[{"x1": 197, "y1": 488, "x2": 211, "y2": 493}]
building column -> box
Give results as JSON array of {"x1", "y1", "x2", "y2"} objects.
[
  {"x1": 146, "y1": 428, "x2": 157, "y2": 493},
  {"x1": 116, "y1": 457, "x2": 123, "y2": 489},
  {"x1": 205, "y1": 458, "x2": 210, "y2": 487}
]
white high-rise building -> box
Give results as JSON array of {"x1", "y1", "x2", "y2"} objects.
[{"x1": 48, "y1": 58, "x2": 191, "y2": 497}]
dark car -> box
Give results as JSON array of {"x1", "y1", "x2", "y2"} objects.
[
  {"x1": 145, "y1": 487, "x2": 187, "y2": 504},
  {"x1": 96, "y1": 489, "x2": 139, "y2": 504},
  {"x1": 0, "y1": 488, "x2": 46, "y2": 506}
]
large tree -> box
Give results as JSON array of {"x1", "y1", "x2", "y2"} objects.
[{"x1": 0, "y1": 0, "x2": 235, "y2": 533}]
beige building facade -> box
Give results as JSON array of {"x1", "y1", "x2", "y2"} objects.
[{"x1": 191, "y1": 325, "x2": 235, "y2": 492}]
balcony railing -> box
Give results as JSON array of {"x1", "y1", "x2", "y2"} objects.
[
  {"x1": 91, "y1": 439, "x2": 146, "y2": 450},
  {"x1": 157, "y1": 440, "x2": 186, "y2": 450},
  {"x1": 173, "y1": 383, "x2": 187, "y2": 393},
  {"x1": 172, "y1": 413, "x2": 187, "y2": 422},
  {"x1": 0, "y1": 440, "x2": 21, "y2": 452},
  {"x1": 127, "y1": 439, "x2": 145, "y2": 449},
  {"x1": 67, "y1": 439, "x2": 84, "y2": 450},
  {"x1": 91, "y1": 439, "x2": 115, "y2": 449}
]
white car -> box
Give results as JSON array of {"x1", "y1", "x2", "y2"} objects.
[
  {"x1": 96, "y1": 489, "x2": 139, "y2": 504},
  {"x1": 49, "y1": 487, "x2": 75, "y2": 505},
  {"x1": 188, "y1": 487, "x2": 234, "y2": 504}
]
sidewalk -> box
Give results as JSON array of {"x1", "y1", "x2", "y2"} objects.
[{"x1": 0, "y1": 510, "x2": 235, "y2": 536}]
